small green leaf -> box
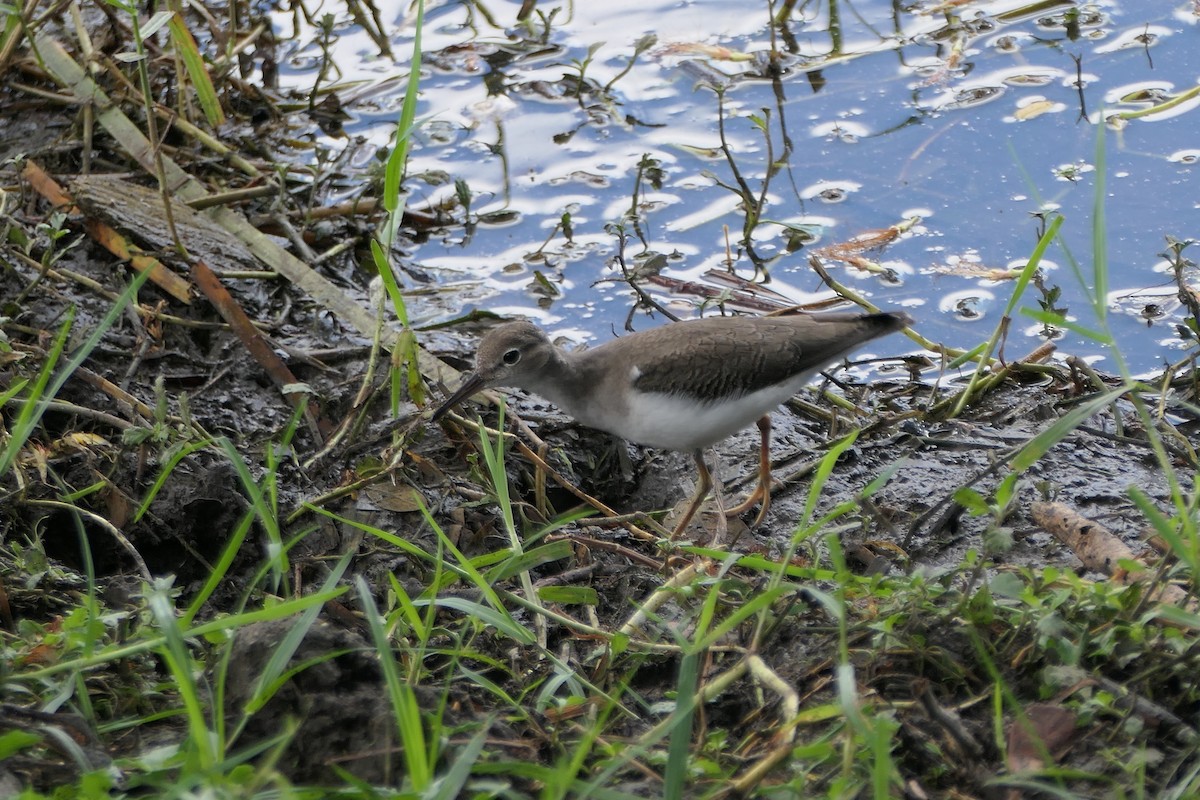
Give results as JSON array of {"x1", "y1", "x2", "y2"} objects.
[
  {"x1": 537, "y1": 586, "x2": 599, "y2": 605},
  {"x1": 0, "y1": 729, "x2": 41, "y2": 759},
  {"x1": 953, "y1": 486, "x2": 990, "y2": 515},
  {"x1": 989, "y1": 572, "x2": 1025, "y2": 598}
]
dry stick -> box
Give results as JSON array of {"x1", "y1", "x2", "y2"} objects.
[
  {"x1": 533, "y1": 438, "x2": 552, "y2": 521},
  {"x1": 71, "y1": 363, "x2": 212, "y2": 442},
  {"x1": 269, "y1": 213, "x2": 318, "y2": 262},
  {"x1": 26, "y1": 499, "x2": 152, "y2": 582},
  {"x1": 118, "y1": 301, "x2": 156, "y2": 392},
  {"x1": 545, "y1": 533, "x2": 663, "y2": 570},
  {"x1": 1052, "y1": 665, "x2": 1198, "y2": 744},
  {"x1": 67, "y1": 0, "x2": 97, "y2": 176},
  {"x1": 0, "y1": 0, "x2": 39, "y2": 73},
  {"x1": 186, "y1": 184, "x2": 279, "y2": 210},
  {"x1": 7, "y1": 339, "x2": 154, "y2": 422},
  {"x1": 618, "y1": 561, "x2": 713, "y2": 639},
  {"x1": 1068, "y1": 355, "x2": 1199, "y2": 468},
  {"x1": 302, "y1": 291, "x2": 399, "y2": 471},
  {"x1": 532, "y1": 562, "x2": 601, "y2": 588},
  {"x1": 1030, "y1": 501, "x2": 1196, "y2": 623},
  {"x1": 903, "y1": 441, "x2": 1022, "y2": 551},
  {"x1": 212, "y1": 19, "x2": 270, "y2": 71},
  {"x1": 727, "y1": 655, "x2": 802, "y2": 795},
  {"x1": 925, "y1": 683, "x2": 987, "y2": 758},
  {"x1": 506, "y1": 414, "x2": 668, "y2": 539},
  {"x1": 94, "y1": 38, "x2": 187, "y2": 259},
  {"x1": 2, "y1": 397, "x2": 133, "y2": 432},
  {"x1": 5, "y1": 259, "x2": 246, "y2": 331},
  {"x1": 1065, "y1": 353, "x2": 1132, "y2": 438},
  {"x1": 500, "y1": 580, "x2": 740, "y2": 658},
  {"x1": 644, "y1": 274, "x2": 790, "y2": 315},
  {"x1": 288, "y1": 446, "x2": 414, "y2": 524},
  {"x1": 152, "y1": 107, "x2": 263, "y2": 179},
  {"x1": 190, "y1": 261, "x2": 329, "y2": 441},
  {"x1": 507, "y1": 412, "x2": 553, "y2": 520},
  {"x1": 513, "y1": 440, "x2": 665, "y2": 542}
]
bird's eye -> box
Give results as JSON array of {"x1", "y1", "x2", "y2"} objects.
[{"x1": 502, "y1": 348, "x2": 521, "y2": 365}]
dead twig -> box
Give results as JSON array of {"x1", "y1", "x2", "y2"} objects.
[{"x1": 1031, "y1": 501, "x2": 1197, "y2": 624}]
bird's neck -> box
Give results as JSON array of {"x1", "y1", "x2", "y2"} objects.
[{"x1": 519, "y1": 348, "x2": 589, "y2": 416}]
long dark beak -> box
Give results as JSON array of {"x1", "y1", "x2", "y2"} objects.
[{"x1": 430, "y1": 372, "x2": 487, "y2": 422}]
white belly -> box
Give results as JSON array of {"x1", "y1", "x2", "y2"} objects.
[{"x1": 582, "y1": 378, "x2": 812, "y2": 452}]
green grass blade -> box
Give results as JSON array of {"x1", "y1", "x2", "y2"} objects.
[
  {"x1": 216, "y1": 436, "x2": 285, "y2": 591},
  {"x1": 1009, "y1": 385, "x2": 1127, "y2": 473},
  {"x1": 1091, "y1": 122, "x2": 1108, "y2": 322},
  {"x1": 245, "y1": 550, "x2": 354, "y2": 713},
  {"x1": 168, "y1": 12, "x2": 224, "y2": 127},
  {"x1": 415, "y1": 596, "x2": 535, "y2": 645},
  {"x1": 663, "y1": 649, "x2": 699, "y2": 800},
  {"x1": 1, "y1": 312, "x2": 71, "y2": 477},
  {"x1": 134, "y1": 437, "x2": 214, "y2": 523},
  {"x1": 149, "y1": 583, "x2": 217, "y2": 770},
  {"x1": 355, "y1": 575, "x2": 432, "y2": 791},
  {"x1": 2, "y1": 268, "x2": 150, "y2": 477},
  {"x1": 430, "y1": 720, "x2": 489, "y2": 800}
]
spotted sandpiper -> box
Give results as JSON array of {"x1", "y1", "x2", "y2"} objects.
[{"x1": 432, "y1": 311, "x2": 911, "y2": 537}]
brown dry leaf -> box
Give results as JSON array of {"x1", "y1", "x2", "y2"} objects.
[
  {"x1": 105, "y1": 485, "x2": 135, "y2": 530},
  {"x1": 18, "y1": 442, "x2": 51, "y2": 483},
  {"x1": 51, "y1": 432, "x2": 112, "y2": 457},
  {"x1": 1006, "y1": 702, "x2": 1077, "y2": 774},
  {"x1": 363, "y1": 482, "x2": 425, "y2": 513}
]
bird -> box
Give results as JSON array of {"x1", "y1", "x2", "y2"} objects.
[{"x1": 431, "y1": 311, "x2": 911, "y2": 537}]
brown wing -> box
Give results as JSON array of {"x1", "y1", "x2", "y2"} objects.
[{"x1": 621, "y1": 314, "x2": 905, "y2": 402}]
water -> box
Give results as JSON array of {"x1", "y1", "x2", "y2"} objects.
[{"x1": 275, "y1": 0, "x2": 1200, "y2": 375}]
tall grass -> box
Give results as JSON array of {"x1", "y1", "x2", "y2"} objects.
[{"x1": 371, "y1": 0, "x2": 426, "y2": 415}]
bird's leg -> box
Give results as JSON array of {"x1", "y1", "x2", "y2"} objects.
[
  {"x1": 725, "y1": 415, "x2": 772, "y2": 525},
  {"x1": 670, "y1": 449, "x2": 713, "y2": 540}
]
